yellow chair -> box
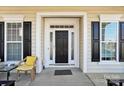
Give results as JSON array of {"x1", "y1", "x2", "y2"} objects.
[{"x1": 16, "y1": 56, "x2": 37, "y2": 81}]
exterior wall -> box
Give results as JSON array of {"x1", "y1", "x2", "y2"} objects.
[
  {"x1": 41, "y1": 18, "x2": 45, "y2": 65},
  {"x1": 0, "y1": 7, "x2": 124, "y2": 73},
  {"x1": 0, "y1": 12, "x2": 36, "y2": 57},
  {"x1": 87, "y1": 13, "x2": 124, "y2": 73},
  {"x1": 79, "y1": 18, "x2": 83, "y2": 71}
]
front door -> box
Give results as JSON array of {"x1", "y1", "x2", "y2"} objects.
[
  {"x1": 44, "y1": 18, "x2": 79, "y2": 67},
  {"x1": 55, "y1": 31, "x2": 68, "y2": 63}
]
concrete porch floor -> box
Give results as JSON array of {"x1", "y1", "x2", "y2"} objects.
[{"x1": 0, "y1": 68, "x2": 124, "y2": 86}]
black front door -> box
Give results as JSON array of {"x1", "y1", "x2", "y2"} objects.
[{"x1": 55, "y1": 31, "x2": 68, "y2": 63}]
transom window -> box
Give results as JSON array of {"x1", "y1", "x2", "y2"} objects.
[
  {"x1": 101, "y1": 22, "x2": 118, "y2": 61},
  {"x1": 6, "y1": 22, "x2": 23, "y2": 61}
]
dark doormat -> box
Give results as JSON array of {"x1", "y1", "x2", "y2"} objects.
[{"x1": 54, "y1": 70, "x2": 72, "y2": 75}]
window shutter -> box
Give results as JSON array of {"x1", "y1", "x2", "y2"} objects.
[
  {"x1": 23, "y1": 22, "x2": 32, "y2": 58},
  {"x1": 91, "y1": 22, "x2": 100, "y2": 62},
  {"x1": 119, "y1": 22, "x2": 124, "y2": 62},
  {"x1": 0, "y1": 22, "x2": 4, "y2": 61}
]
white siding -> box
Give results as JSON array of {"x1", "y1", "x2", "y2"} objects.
[
  {"x1": 87, "y1": 13, "x2": 124, "y2": 73},
  {"x1": 0, "y1": 13, "x2": 36, "y2": 56}
]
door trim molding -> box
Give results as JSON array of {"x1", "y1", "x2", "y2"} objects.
[
  {"x1": 44, "y1": 18, "x2": 79, "y2": 67},
  {"x1": 36, "y1": 12, "x2": 88, "y2": 73}
]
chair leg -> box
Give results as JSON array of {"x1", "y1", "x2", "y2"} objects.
[
  {"x1": 17, "y1": 70, "x2": 20, "y2": 80},
  {"x1": 33, "y1": 68, "x2": 35, "y2": 80},
  {"x1": 33, "y1": 67, "x2": 36, "y2": 78},
  {"x1": 34, "y1": 67, "x2": 36, "y2": 75},
  {"x1": 31, "y1": 68, "x2": 35, "y2": 81}
]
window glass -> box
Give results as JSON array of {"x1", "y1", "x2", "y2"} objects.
[
  {"x1": 7, "y1": 43, "x2": 22, "y2": 61},
  {"x1": 102, "y1": 22, "x2": 117, "y2": 41},
  {"x1": 50, "y1": 32, "x2": 53, "y2": 60},
  {"x1": 101, "y1": 22, "x2": 117, "y2": 61},
  {"x1": 71, "y1": 32, "x2": 74, "y2": 60},
  {"x1": 6, "y1": 22, "x2": 22, "y2": 61},
  {"x1": 7, "y1": 23, "x2": 22, "y2": 41},
  {"x1": 102, "y1": 42, "x2": 116, "y2": 61}
]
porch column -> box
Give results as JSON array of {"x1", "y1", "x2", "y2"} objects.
[
  {"x1": 83, "y1": 13, "x2": 88, "y2": 73},
  {"x1": 36, "y1": 13, "x2": 42, "y2": 73}
]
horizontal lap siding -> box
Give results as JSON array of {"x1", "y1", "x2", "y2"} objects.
[
  {"x1": 24, "y1": 14, "x2": 36, "y2": 56},
  {"x1": 87, "y1": 14, "x2": 99, "y2": 63},
  {"x1": 87, "y1": 13, "x2": 124, "y2": 73},
  {"x1": 0, "y1": 13, "x2": 36, "y2": 56},
  {"x1": 23, "y1": 14, "x2": 36, "y2": 56},
  {"x1": 0, "y1": 8, "x2": 124, "y2": 73}
]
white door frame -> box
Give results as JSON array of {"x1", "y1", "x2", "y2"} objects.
[
  {"x1": 36, "y1": 12, "x2": 88, "y2": 73},
  {"x1": 44, "y1": 18, "x2": 79, "y2": 67}
]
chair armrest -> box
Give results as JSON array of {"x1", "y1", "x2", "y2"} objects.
[
  {"x1": 18, "y1": 61, "x2": 25, "y2": 66},
  {"x1": 20, "y1": 62, "x2": 25, "y2": 65},
  {"x1": 18, "y1": 57, "x2": 27, "y2": 65},
  {"x1": 23, "y1": 57, "x2": 27, "y2": 62}
]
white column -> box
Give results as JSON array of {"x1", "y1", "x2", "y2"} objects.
[
  {"x1": 36, "y1": 13, "x2": 42, "y2": 73},
  {"x1": 83, "y1": 13, "x2": 88, "y2": 73}
]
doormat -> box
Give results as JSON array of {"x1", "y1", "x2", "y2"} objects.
[{"x1": 54, "y1": 70, "x2": 72, "y2": 75}]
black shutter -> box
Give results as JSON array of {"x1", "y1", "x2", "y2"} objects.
[
  {"x1": 91, "y1": 22, "x2": 100, "y2": 62},
  {"x1": 23, "y1": 22, "x2": 32, "y2": 58},
  {"x1": 119, "y1": 22, "x2": 124, "y2": 62},
  {"x1": 0, "y1": 22, "x2": 4, "y2": 61}
]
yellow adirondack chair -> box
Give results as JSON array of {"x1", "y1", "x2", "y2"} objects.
[{"x1": 16, "y1": 56, "x2": 37, "y2": 81}]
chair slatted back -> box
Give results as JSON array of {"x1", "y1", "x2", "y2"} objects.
[{"x1": 25, "y1": 56, "x2": 37, "y2": 66}]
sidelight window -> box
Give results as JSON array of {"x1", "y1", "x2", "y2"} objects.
[
  {"x1": 50, "y1": 32, "x2": 53, "y2": 60},
  {"x1": 71, "y1": 32, "x2": 74, "y2": 60}
]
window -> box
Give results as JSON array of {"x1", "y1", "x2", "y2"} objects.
[
  {"x1": 6, "y1": 23, "x2": 23, "y2": 61},
  {"x1": 50, "y1": 32, "x2": 53, "y2": 60},
  {"x1": 71, "y1": 32, "x2": 74, "y2": 60},
  {"x1": 101, "y1": 22, "x2": 118, "y2": 61}
]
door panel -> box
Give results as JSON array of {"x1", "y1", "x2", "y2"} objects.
[{"x1": 55, "y1": 31, "x2": 68, "y2": 63}]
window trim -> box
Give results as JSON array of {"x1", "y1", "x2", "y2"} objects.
[
  {"x1": 100, "y1": 20, "x2": 119, "y2": 63},
  {"x1": 4, "y1": 21, "x2": 23, "y2": 62}
]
